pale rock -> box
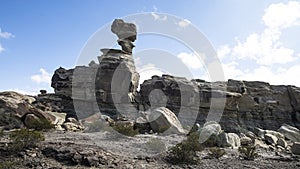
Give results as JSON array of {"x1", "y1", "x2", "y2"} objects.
[
  {"x1": 278, "y1": 124, "x2": 300, "y2": 142},
  {"x1": 147, "y1": 107, "x2": 186, "y2": 135}
]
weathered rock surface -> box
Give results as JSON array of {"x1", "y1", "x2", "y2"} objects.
[
  {"x1": 140, "y1": 77, "x2": 300, "y2": 133},
  {"x1": 51, "y1": 20, "x2": 140, "y2": 121}
]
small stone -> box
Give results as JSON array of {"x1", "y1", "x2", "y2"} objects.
[
  {"x1": 277, "y1": 138, "x2": 288, "y2": 148},
  {"x1": 265, "y1": 133, "x2": 278, "y2": 145},
  {"x1": 240, "y1": 136, "x2": 252, "y2": 146},
  {"x1": 291, "y1": 142, "x2": 300, "y2": 155}
]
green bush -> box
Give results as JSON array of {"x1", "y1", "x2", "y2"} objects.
[
  {"x1": 146, "y1": 138, "x2": 166, "y2": 153},
  {"x1": 167, "y1": 132, "x2": 203, "y2": 165},
  {"x1": 9, "y1": 129, "x2": 45, "y2": 152},
  {"x1": 111, "y1": 122, "x2": 139, "y2": 137},
  {"x1": 26, "y1": 118, "x2": 55, "y2": 131},
  {"x1": 238, "y1": 145, "x2": 258, "y2": 160},
  {"x1": 0, "y1": 160, "x2": 16, "y2": 169},
  {"x1": 157, "y1": 125, "x2": 170, "y2": 133},
  {"x1": 208, "y1": 147, "x2": 226, "y2": 159}
]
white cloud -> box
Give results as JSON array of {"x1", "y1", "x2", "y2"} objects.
[
  {"x1": 217, "y1": 45, "x2": 231, "y2": 60},
  {"x1": 232, "y1": 29, "x2": 295, "y2": 65},
  {"x1": 0, "y1": 28, "x2": 14, "y2": 39},
  {"x1": 262, "y1": 1, "x2": 300, "y2": 30},
  {"x1": 177, "y1": 19, "x2": 191, "y2": 28},
  {"x1": 221, "y1": 62, "x2": 243, "y2": 80},
  {"x1": 0, "y1": 28, "x2": 14, "y2": 53},
  {"x1": 151, "y1": 12, "x2": 167, "y2": 21},
  {"x1": 234, "y1": 65, "x2": 300, "y2": 87},
  {"x1": 220, "y1": 1, "x2": 300, "y2": 65},
  {"x1": 31, "y1": 68, "x2": 51, "y2": 84},
  {"x1": 217, "y1": 1, "x2": 300, "y2": 87},
  {"x1": 137, "y1": 63, "x2": 165, "y2": 85},
  {"x1": 0, "y1": 44, "x2": 4, "y2": 53},
  {"x1": 177, "y1": 52, "x2": 204, "y2": 69}
]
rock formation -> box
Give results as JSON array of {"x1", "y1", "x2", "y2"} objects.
[
  {"x1": 111, "y1": 19, "x2": 137, "y2": 54},
  {"x1": 140, "y1": 77, "x2": 300, "y2": 132},
  {"x1": 51, "y1": 19, "x2": 140, "y2": 120},
  {"x1": 50, "y1": 18, "x2": 300, "y2": 134}
]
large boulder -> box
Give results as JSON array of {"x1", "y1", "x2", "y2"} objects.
[
  {"x1": 278, "y1": 124, "x2": 300, "y2": 142},
  {"x1": 147, "y1": 107, "x2": 186, "y2": 135},
  {"x1": 198, "y1": 121, "x2": 222, "y2": 144}
]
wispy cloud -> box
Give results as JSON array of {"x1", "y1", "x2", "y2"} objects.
[
  {"x1": 0, "y1": 28, "x2": 14, "y2": 53},
  {"x1": 136, "y1": 63, "x2": 165, "y2": 85},
  {"x1": 0, "y1": 28, "x2": 14, "y2": 39},
  {"x1": 177, "y1": 19, "x2": 191, "y2": 28},
  {"x1": 31, "y1": 68, "x2": 51, "y2": 84},
  {"x1": 151, "y1": 12, "x2": 167, "y2": 21},
  {"x1": 0, "y1": 44, "x2": 4, "y2": 53}
]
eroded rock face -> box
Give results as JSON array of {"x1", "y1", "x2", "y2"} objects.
[{"x1": 140, "y1": 77, "x2": 300, "y2": 133}]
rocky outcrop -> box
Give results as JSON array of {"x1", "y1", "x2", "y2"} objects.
[
  {"x1": 0, "y1": 91, "x2": 58, "y2": 129},
  {"x1": 49, "y1": 19, "x2": 300, "y2": 134},
  {"x1": 140, "y1": 77, "x2": 300, "y2": 133}
]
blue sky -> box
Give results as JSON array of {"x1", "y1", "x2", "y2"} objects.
[{"x1": 0, "y1": 0, "x2": 300, "y2": 95}]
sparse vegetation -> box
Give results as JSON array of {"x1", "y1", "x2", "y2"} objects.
[
  {"x1": 111, "y1": 122, "x2": 139, "y2": 137},
  {"x1": 26, "y1": 118, "x2": 55, "y2": 131},
  {"x1": 0, "y1": 128, "x2": 3, "y2": 137},
  {"x1": 0, "y1": 160, "x2": 16, "y2": 169},
  {"x1": 146, "y1": 138, "x2": 166, "y2": 153},
  {"x1": 208, "y1": 147, "x2": 226, "y2": 159},
  {"x1": 167, "y1": 132, "x2": 203, "y2": 165},
  {"x1": 157, "y1": 125, "x2": 170, "y2": 133},
  {"x1": 84, "y1": 120, "x2": 112, "y2": 133},
  {"x1": 238, "y1": 145, "x2": 259, "y2": 160},
  {"x1": 8, "y1": 129, "x2": 45, "y2": 152}
]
